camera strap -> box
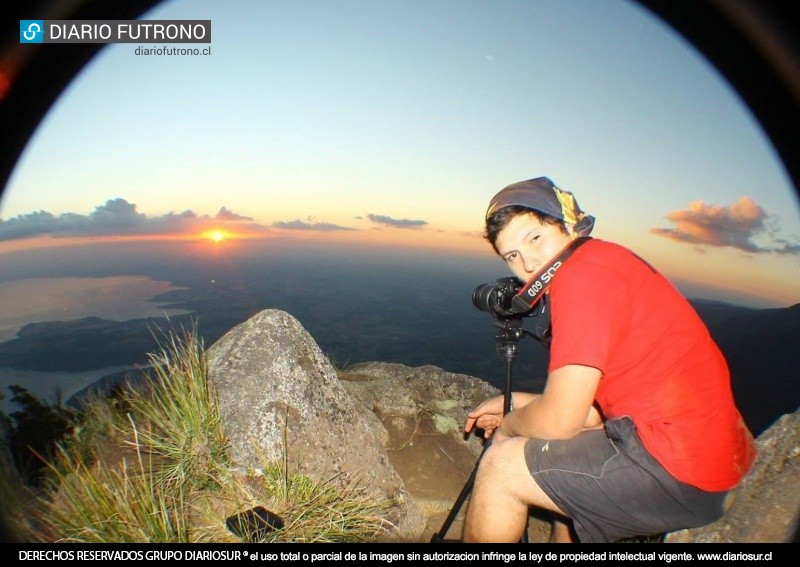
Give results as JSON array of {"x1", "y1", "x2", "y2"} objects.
[{"x1": 511, "y1": 236, "x2": 592, "y2": 314}]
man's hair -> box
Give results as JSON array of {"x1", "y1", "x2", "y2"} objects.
[{"x1": 484, "y1": 205, "x2": 567, "y2": 253}]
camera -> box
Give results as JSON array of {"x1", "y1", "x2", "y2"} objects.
[{"x1": 472, "y1": 277, "x2": 532, "y2": 318}]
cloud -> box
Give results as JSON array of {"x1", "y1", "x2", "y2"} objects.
[
  {"x1": 0, "y1": 198, "x2": 268, "y2": 241},
  {"x1": 215, "y1": 207, "x2": 252, "y2": 222},
  {"x1": 367, "y1": 213, "x2": 428, "y2": 229},
  {"x1": 771, "y1": 241, "x2": 800, "y2": 255},
  {"x1": 272, "y1": 218, "x2": 354, "y2": 231},
  {"x1": 650, "y1": 196, "x2": 800, "y2": 255}
]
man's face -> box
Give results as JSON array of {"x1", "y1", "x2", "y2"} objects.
[{"x1": 494, "y1": 212, "x2": 575, "y2": 282}]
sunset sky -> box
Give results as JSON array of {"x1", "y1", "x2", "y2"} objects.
[{"x1": 1, "y1": 0, "x2": 799, "y2": 308}]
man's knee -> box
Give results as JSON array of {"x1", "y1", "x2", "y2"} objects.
[
  {"x1": 476, "y1": 437, "x2": 528, "y2": 484},
  {"x1": 474, "y1": 437, "x2": 563, "y2": 515}
]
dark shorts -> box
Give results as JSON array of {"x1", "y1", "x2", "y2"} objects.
[{"x1": 524, "y1": 417, "x2": 729, "y2": 543}]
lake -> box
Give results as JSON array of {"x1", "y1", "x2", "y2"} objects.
[{"x1": 0, "y1": 275, "x2": 191, "y2": 413}]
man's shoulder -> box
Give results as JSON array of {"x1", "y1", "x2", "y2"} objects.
[
  {"x1": 560, "y1": 239, "x2": 661, "y2": 290},
  {"x1": 582, "y1": 238, "x2": 630, "y2": 253},
  {"x1": 574, "y1": 238, "x2": 642, "y2": 265}
]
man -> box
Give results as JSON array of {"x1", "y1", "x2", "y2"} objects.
[{"x1": 462, "y1": 177, "x2": 755, "y2": 543}]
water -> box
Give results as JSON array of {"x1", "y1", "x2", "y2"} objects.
[
  {"x1": 0, "y1": 275, "x2": 191, "y2": 413},
  {"x1": 0, "y1": 275, "x2": 190, "y2": 341},
  {"x1": 0, "y1": 365, "x2": 136, "y2": 415}
]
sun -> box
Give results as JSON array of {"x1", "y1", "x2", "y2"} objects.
[{"x1": 203, "y1": 229, "x2": 229, "y2": 243}]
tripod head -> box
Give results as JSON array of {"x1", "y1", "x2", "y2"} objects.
[
  {"x1": 493, "y1": 316, "x2": 526, "y2": 359},
  {"x1": 488, "y1": 317, "x2": 526, "y2": 416},
  {"x1": 492, "y1": 317, "x2": 527, "y2": 416}
]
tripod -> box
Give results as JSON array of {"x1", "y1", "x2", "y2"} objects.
[{"x1": 430, "y1": 316, "x2": 536, "y2": 543}]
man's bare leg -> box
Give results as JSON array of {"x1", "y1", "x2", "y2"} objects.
[{"x1": 462, "y1": 437, "x2": 566, "y2": 542}]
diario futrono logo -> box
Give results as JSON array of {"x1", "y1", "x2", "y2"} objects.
[{"x1": 20, "y1": 20, "x2": 44, "y2": 43}]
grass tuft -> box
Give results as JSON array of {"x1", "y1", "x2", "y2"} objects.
[
  {"x1": 112, "y1": 324, "x2": 229, "y2": 491},
  {"x1": 2, "y1": 322, "x2": 389, "y2": 543}
]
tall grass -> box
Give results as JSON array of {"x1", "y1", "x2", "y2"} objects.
[
  {"x1": 114, "y1": 326, "x2": 229, "y2": 490},
  {"x1": 35, "y1": 445, "x2": 190, "y2": 543},
  {"x1": 8, "y1": 324, "x2": 390, "y2": 543}
]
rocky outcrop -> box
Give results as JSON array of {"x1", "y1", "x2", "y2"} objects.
[
  {"x1": 206, "y1": 309, "x2": 425, "y2": 541},
  {"x1": 666, "y1": 408, "x2": 800, "y2": 543},
  {"x1": 338, "y1": 361, "x2": 513, "y2": 541}
]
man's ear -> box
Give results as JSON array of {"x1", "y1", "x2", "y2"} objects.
[{"x1": 565, "y1": 222, "x2": 576, "y2": 236}]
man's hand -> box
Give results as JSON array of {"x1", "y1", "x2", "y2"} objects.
[{"x1": 465, "y1": 394, "x2": 506, "y2": 439}]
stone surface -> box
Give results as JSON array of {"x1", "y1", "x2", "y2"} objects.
[
  {"x1": 206, "y1": 309, "x2": 424, "y2": 540},
  {"x1": 339, "y1": 360, "x2": 554, "y2": 542},
  {"x1": 340, "y1": 361, "x2": 495, "y2": 541}
]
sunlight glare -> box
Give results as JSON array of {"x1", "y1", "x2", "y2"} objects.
[{"x1": 204, "y1": 229, "x2": 228, "y2": 243}]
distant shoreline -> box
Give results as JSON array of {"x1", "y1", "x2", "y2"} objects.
[
  {"x1": 0, "y1": 275, "x2": 191, "y2": 342},
  {"x1": 0, "y1": 364, "x2": 138, "y2": 415}
]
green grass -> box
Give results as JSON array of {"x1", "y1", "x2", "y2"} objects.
[{"x1": 2, "y1": 324, "x2": 391, "y2": 543}]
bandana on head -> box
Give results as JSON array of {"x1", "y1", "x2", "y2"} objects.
[{"x1": 486, "y1": 176, "x2": 595, "y2": 237}]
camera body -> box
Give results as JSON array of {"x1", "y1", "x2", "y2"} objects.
[
  {"x1": 472, "y1": 276, "x2": 531, "y2": 318},
  {"x1": 473, "y1": 276, "x2": 552, "y2": 346}
]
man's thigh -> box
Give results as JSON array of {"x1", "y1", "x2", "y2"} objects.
[{"x1": 477, "y1": 436, "x2": 566, "y2": 516}]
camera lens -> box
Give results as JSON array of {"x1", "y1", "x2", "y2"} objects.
[
  {"x1": 472, "y1": 284, "x2": 496, "y2": 313},
  {"x1": 473, "y1": 277, "x2": 528, "y2": 318}
]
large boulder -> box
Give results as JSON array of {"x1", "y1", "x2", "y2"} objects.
[{"x1": 206, "y1": 309, "x2": 424, "y2": 540}]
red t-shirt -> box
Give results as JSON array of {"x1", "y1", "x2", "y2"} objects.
[{"x1": 548, "y1": 239, "x2": 755, "y2": 491}]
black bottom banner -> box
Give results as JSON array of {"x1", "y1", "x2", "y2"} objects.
[{"x1": 4, "y1": 542, "x2": 788, "y2": 565}]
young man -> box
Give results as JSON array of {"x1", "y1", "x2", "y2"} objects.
[{"x1": 462, "y1": 177, "x2": 756, "y2": 543}]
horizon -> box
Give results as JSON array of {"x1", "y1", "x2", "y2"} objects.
[
  {"x1": 0, "y1": 229, "x2": 795, "y2": 310},
  {"x1": 1, "y1": 232, "x2": 796, "y2": 308}
]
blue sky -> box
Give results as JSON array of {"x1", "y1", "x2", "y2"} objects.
[{"x1": 1, "y1": 0, "x2": 799, "y2": 308}]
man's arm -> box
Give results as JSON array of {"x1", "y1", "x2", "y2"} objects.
[
  {"x1": 510, "y1": 392, "x2": 603, "y2": 430},
  {"x1": 499, "y1": 364, "x2": 602, "y2": 440}
]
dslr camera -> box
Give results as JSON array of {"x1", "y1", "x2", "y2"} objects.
[{"x1": 472, "y1": 277, "x2": 532, "y2": 318}]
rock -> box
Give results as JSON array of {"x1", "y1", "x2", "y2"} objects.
[
  {"x1": 339, "y1": 361, "x2": 508, "y2": 541},
  {"x1": 206, "y1": 309, "x2": 425, "y2": 541},
  {"x1": 666, "y1": 408, "x2": 800, "y2": 543}
]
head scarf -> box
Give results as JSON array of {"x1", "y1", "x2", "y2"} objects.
[{"x1": 486, "y1": 176, "x2": 595, "y2": 236}]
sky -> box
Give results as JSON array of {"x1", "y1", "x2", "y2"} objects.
[{"x1": 1, "y1": 0, "x2": 799, "y2": 308}]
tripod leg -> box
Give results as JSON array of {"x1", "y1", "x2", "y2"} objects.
[
  {"x1": 429, "y1": 443, "x2": 488, "y2": 542},
  {"x1": 432, "y1": 327, "x2": 526, "y2": 542}
]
